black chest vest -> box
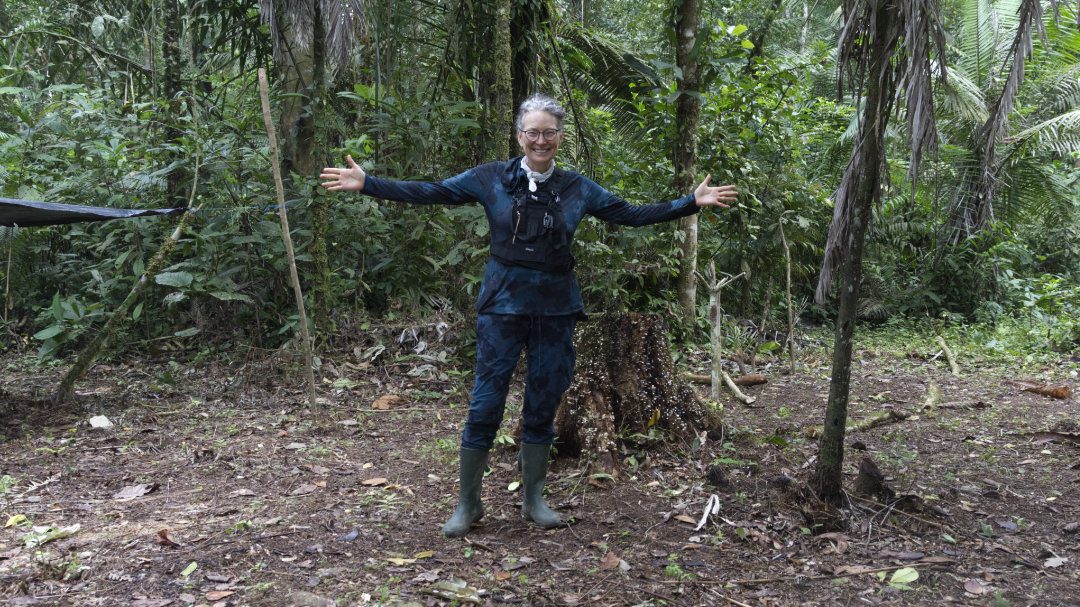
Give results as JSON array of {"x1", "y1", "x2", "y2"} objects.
[{"x1": 489, "y1": 167, "x2": 574, "y2": 273}]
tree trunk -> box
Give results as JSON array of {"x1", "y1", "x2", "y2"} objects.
[
  {"x1": 673, "y1": 0, "x2": 702, "y2": 329},
  {"x1": 162, "y1": 0, "x2": 186, "y2": 209},
  {"x1": 811, "y1": 1, "x2": 895, "y2": 504},
  {"x1": 0, "y1": 0, "x2": 11, "y2": 34},
  {"x1": 275, "y1": 2, "x2": 330, "y2": 331},
  {"x1": 555, "y1": 314, "x2": 722, "y2": 471},
  {"x1": 478, "y1": 0, "x2": 513, "y2": 161},
  {"x1": 745, "y1": 0, "x2": 784, "y2": 71}
]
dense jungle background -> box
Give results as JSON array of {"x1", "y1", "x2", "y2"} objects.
[{"x1": 2, "y1": 0, "x2": 1080, "y2": 606}]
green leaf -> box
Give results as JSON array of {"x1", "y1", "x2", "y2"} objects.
[
  {"x1": 507, "y1": 481, "x2": 520, "y2": 492},
  {"x1": 91, "y1": 16, "x2": 105, "y2": 38},
  {"x1": 132, "y1": 302, "x2": 143, "y2": 321},
  {"x1": 731, "y1": 24, "x2": 749, "y2": 36},
  {"x1": 890, "y1": 567, "x2": 918, "y2": 585},
  {"x1": 740, "y1": 40, "x2": 756, "y2": 50},
  {"x1": 155, "y1": 272, "x2": 193, "y2": 288},
  {"x1": 33, "y1": 325, "x2": 65, "y2": 341},
  {"x1": 174, "y1": 327, "x2": 201, "y2": 338},
  {"x1": 209, "y1": 291, "x2": 254, "y2": 303},
  {"x1": 180, "y1": 561, "x2": 197, "y2": 577}
]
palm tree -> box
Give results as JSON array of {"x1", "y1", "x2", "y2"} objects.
[{"x1": 812, "y1": 0, "x2": 946, "y2": 502}]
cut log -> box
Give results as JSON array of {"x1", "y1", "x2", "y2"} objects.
[
  {"x1": 555, "y1": 313, "x2": 722, "y2": 468},
  {"x1": 734, "y1": 374, "x2": 768, "y2": 387}
]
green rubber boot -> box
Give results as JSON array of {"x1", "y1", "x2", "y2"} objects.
[
  {"x1": 442, "y1": 448, "x2": 489, "y2": 538},
  {"x1": 520, "y1": 443, "x2": 563, "y2": 529}
]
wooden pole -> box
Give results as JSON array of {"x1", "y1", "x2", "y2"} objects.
[
  {"x1": 3, "y1": 230, "x2": 11, "y2": 322},
  {"x1": 257, "y1": 68, "x2": 318, "y2": 413},
  {"x1": 778, "y1": 220, "x2": 798, "y2": 374}
]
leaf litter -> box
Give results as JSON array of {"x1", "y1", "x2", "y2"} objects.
[{"x1": 0, "y1": 347, "x2": 1078, "y2": 605}]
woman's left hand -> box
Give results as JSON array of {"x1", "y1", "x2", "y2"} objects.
[{"x1": 694, "y1": 174, "x2": 738, "y2": 208}]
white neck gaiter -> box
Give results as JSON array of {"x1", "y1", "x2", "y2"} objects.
[{"x1": 520, "y1": 157, "x2": 555, "y2": 192}]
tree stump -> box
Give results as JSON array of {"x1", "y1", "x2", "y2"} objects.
[{"x1": 554, "y1": 313, "x2": 722, "y2": 470}]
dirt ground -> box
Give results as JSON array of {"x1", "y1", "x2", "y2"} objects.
[{"x1": 1, "y1": 328, "x2": 1078, "y2": 607}]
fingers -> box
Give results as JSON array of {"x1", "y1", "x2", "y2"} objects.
[
  {"x1": 347, "y1": 155, "x2": 359, "y2": 169},
  {"x1": 697, "y1": 174, "x2": 712, "y2": 190}
]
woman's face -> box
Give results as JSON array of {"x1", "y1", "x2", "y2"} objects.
[{"x1": 516, "y1": 110, "x2": 563, "y2": 171}]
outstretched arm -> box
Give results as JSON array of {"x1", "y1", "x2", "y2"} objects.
[
  {"x1": 585, "y1": 175, "x2": 738, "y2": 227},
  {"x1": 319, "y1": 156, "x2": 484, "y2": 206}
]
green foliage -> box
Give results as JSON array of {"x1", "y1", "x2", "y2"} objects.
[{"x1": 0, "y1": 0, "x2": 1077, "y2": 361}]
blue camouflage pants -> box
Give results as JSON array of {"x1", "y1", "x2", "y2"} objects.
[{"x1": 461, "y1": 313, "x2": 578, "y2": 450}]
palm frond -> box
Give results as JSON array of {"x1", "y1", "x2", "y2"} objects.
[
  {"x1": 1010, "y1": 108, "x2": 1080, "y2": 155},
  {"x1": 939, "y1": 65, "x2": 989, "y2": 127}
]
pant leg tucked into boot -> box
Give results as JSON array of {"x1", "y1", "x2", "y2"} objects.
[
  {"x1": 442, "y1": 448, "x2": 489, "y2": 538},
  {"x1": 520, "y1": 443, "x2": 563, "y2": 528}
]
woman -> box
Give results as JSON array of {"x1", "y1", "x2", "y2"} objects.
[{"x1": 320, "y1": 94, "x2": 737, "y2": 537}]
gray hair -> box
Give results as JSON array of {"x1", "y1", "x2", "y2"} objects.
[{"x1": 515, "y1": 94, "x2": 566, "y2": 130}]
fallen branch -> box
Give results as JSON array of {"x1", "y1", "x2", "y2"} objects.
[
  {"x1": 934, "y1": 336, "x2": 959, "y2": 376},
  {"x1": 805, "y1": 409, "x2": 912, "y2": 438},
  {"x1": 722, "y1": 371, "x2": 756, "y2": 405},
  {"x1": 684, "y1": 373, "x2": 711, "y2": 385},
  {"x1": 658, "y1": 561, "x2": 952, "y2": 586}
]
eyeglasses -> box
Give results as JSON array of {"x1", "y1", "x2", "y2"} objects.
[{"x1": 520, "y1": 129, "x2": 561, "y2": 142}]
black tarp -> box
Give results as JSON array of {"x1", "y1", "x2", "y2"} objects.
[{"x1": 0, "y1": 198, "x2": 185, "y2": 227}]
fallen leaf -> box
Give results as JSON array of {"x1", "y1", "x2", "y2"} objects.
[
  {"x1": 1044, "y1": 557, "x2": 1068, "y2": 568},
  {"x1": 833, "y1": 564, "x2": 877, "y2": 575},
  {"x1": 361, "y1": 477, "x2": 388, "y2": 486},
  {"x1": 372, "y1": 394, "x2": 404, "y2": 410},
  {"x1": 114, "y1": 483, "x2": 158, "y2": 501},
  {"x1": 88, "y1": 415, "x2": 114, "y2": 430},
  {"x1": 285, "y1": 442, "x2": 307, "y2": 450},
  {"x1": 889, "y1": 567, "x2": 918, "y2": 585},
  {"x1": 204, "y1": 573, "x2": 231, "y2": 583},
  {"x1": 493, "y1": 569, "x2": 511, "y2": 581},
  {"x1": 387, "y1": 557, "x2": 416, "y2": 565},
  {"x1": 673, "y1": 514, "x2": 697, "y2": 525},
  {"x1": 180, "y1": 562, "x2": 198, "y2": 577},
  {"x1": 290, "y1": 483, "x2": 318, "y2": 496},
  {"x1": 412, "y1": 570, "x2": 440, "y2": 583},
  {"x1": 414, "y1": 550, "x2": 434, "y2": 559},
  {"x1": 205, "y1": 590, "x2": 234, "y2": 601},
  {"x1": 230, "y1": 489, "x2": 256, "y2": 497},
  {"x1": 156, "y1": 529, "x2": 181, "y2": 548},
  {"x1": 964, "y1": 578, "x2": 991, "y2": 595},
  {"x1": 427, "y1": 579, "x2": 481, "y2": 604},
  {"x1": 5, "y1": 514, "x2": 27, "y2": 528},
  {"x1": 23, "y1": 524, "x2": 80, "y2": 548},
  {"x1": 308, "y1": 465, "x2": 330, "y2": 475},
  {"x1": 287, "y1": 590, "x2": 337, "y2": 607},
  {"x1": 599, "y1": 551, "x2": 622, "y2": 571},
  {"x1": 337, "y1": 529, "x2": 359, "y2": 542},
  {"x1": 130, "y1": 599, "x2": 173, "y2": 607}
]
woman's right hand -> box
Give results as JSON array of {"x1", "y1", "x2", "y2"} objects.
[{"x1": 319, "y1": 155, "x2": 366, "y2": 192}]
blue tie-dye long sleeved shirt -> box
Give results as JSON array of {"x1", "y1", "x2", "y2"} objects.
[{"x1": 361, "y1": 157, "x2": 700, "y2": 316}]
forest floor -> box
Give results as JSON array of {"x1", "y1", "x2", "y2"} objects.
[{"x1": 1, "y1": 323, "x2": 1079, "y2": 607}]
